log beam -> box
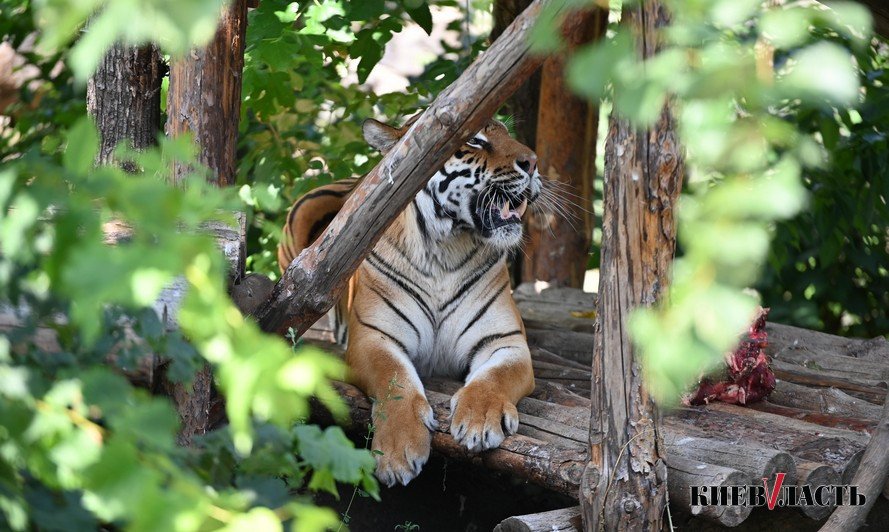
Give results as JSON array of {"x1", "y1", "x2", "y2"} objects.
[
  {"x1": 255, "y1": 0, "x2": 599, "y2": 337},
  {"x1": 820, "y1": 395, "x2": 889, "y2": 531}
]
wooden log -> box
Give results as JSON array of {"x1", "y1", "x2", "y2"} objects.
[
  {"x1": 166, "y1": 0, "x2": 248, "y2": 186},
  {"x1": 494, "y1": 506, "x2": 582, "y2": 532},
  {"x1": 666, "y1": 456, "x2": 754, "y2": 527},
  {"x1": 164, "y1": 0, "x2": 249, "y2": 445},
  {"x1": 581, "y1": 2, "x2": 683, "y2": 529},
  {"x1": 327, "y1": 381, "x2": 588, "y2": 497},
  {"x1": 531, "y1": 346, "x2": 591, "y2": 370},
  {"x1": 491, "y1": 0, "x2": 540, "y2": 150},
  {"x1": 820, "y1": 397, "x2": 889, "y2": 531},
  {"x1": 669, "y1": 404, "x2": 867, "y2": 483},
  {"x1": 749, "y1": 401, "x2": 877, "y2": 433},
  {"x1": 772, "y1": 361, "x2": 888, "y2": 404},
  {"x1": 514, "y1": 283, "x2": 597, "y2": 333},
  {"x1": 769, "y1": 380, "x2": 884, "y2": 420},
  {"x1": 766, "y1": 322, "x2": 889, "y2": 365},
  {"x1": 796, "y1": 460, "x2": 841, "y2": 520},
  {"x1": 526, "y1": 328, "x2": 594, "y2": 364},
  {"x1": 663, "y1": 434, "x2": 798, "y2": 488},
  {"x1": 325, "y1": 379, "x2": 763, "y2": 526},
  {"x1": 527, "y1": 380, "x2": 593, "y2": 407},
  {"x1": 522, "y1": 7, "x2": 605, "y2": 288},
  {"x1": 255, "y1": 0, "x2": 599, "y2": 338},
  {"x1": 772, "y1": 346, "x2": 889, "y2": 381}
]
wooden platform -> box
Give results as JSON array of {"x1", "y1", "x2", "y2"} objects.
[{"x1": 305, "y1": 283, "x2": 889, "y2": 529}]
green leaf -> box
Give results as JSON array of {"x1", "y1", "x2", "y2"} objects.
[
  {"x1": 225, "y1": 507, "x2": 283, "y2": 532},
  {"x1": 406, "y1": 4, "x2": 433, "y2": 35},
  {"x1": 294, "y1": 425, "x2": 377, "y2": 491},
  {"x1": 781, "y1": 42, "x2": 859, "y2": 105},
  {"x1": 62, "y1": 118, "x2": 99, "y2": 176}
]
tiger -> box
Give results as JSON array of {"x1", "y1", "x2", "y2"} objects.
[{"x1": 278, "y1": 113, "x2": 541, "y2": 487}]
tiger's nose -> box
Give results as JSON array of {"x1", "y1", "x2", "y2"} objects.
[{"x1": 516, "y1": 154, "x2": 537, "y2": 176}]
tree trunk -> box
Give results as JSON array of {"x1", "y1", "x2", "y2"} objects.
[
  {"x1": 492, "y1": 0, "x2": 540, "y2": 150},
  {"x1": 493, "y1": 0, "x2": 541, "y2": 285},
  {"x1": 256, "y1": 0, "x2": 597, "y2": 337},
  {"x1": 165, "y1": 0, "x2": 249, "y2": 444},
  {"x1": 166, "y1": 0, "x2": 249, "y2": 186},
  {"x1": 522, "y1": 9, "x2": 605, "y2": 287},
  {"x1": 580, "y1": 2, "x2": 683, "y2": 530},
  {"x1": 86, "y1": 43, "x2": 163, "y2": 169}
]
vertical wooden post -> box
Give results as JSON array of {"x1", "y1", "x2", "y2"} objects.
[
  {"x1": 492, "y1": 0, "x2": 540, "y2": 151},
  {"x1": 522, "y1": 9, "x2": 605, "y2": 288},
  {"x1": 165, "y1": 0, "x2": 249, "y2": 445},
  {"x1": 86, "y1": 43, "x2": 163, "y2": 168},
  {"x1": 166, "y1": 0, "x2": 249, "y2": 187},
  {"x1": 580, "y1": 2, "x2": 682, "y2": 530}
]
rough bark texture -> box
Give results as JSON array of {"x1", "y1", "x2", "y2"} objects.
[
  {"x1": 164, "y1": 0, "x2": 249, "y2": 444},
  {"x1": 494, "y1": 506, "x2": 583, "y2": 532},
  {"x1": 166, "y1": 0, "x2": 248, "y2": 186},
  {"x1": 492, "y1": 0, "x2": 540, "y2": 150},
  {"x1": 662, "y1": 434, "x2": 798, "y2": 488},
  {"x1": 666, "y1": 456, "x2": 753, "y2": 527},
  {"x1": 797, "y1": 460, "x2": 841, "y2": 520},
  {"x1": 820, "y1": 396, "x2": 889, "y2": 531},
  {"x1": 86, "y1": 43, "x2": 163, "y2": 168},
  {"x1": 522, "y1": 9, "x2": 605, "y2": 287},
  {"x1": 255, "y1": 0, "x2": 598, "y2": 337},
  {"x1": 580, "y1": 2, "x2": 683, "y2": 529}
]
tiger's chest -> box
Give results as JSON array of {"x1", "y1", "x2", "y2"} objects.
[{"x1": 354, "y1": 239, "x2": 520, "y2": 378}]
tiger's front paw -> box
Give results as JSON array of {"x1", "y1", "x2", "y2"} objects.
[
  {"x1": 371, "y1": 392, "x2": 436, "y2": 487},
  {"x1": 449, "y1": 383, "x2": 519, "y2": 453}
]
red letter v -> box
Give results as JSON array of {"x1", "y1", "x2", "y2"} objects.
[{"x1": 763, "y1": 473, "x2": 786, "y2": 510}]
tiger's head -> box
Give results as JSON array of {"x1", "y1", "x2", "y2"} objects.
[{"x1": 363, "y1": 115, "x2": 542, "y2": 250}]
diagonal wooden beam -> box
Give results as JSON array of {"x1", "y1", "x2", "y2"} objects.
[{"x1": 255, "y1": 0, "x2": 597, "y2": 336}]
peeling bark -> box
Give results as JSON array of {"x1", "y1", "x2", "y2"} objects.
[{"x1": 580, "y1": 2, "x2": 683, "y2": 529}]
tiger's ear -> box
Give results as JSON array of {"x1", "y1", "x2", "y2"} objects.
[{"x1": 362, "y1": 119, "x2": 403, "y2": 153}]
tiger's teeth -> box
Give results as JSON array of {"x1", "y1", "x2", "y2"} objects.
[
  {"x1": 501, "y1": 201, "x2": 510, "y2": 219},
  {"x1": 516, "y1": 199, "x2": 528, "y2": 218}
]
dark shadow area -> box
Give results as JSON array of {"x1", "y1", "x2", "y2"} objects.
[{"x1": 315, "y1": 453, "x2": 574, "y2": 531}]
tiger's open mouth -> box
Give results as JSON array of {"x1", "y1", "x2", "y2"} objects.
[{"x1": 472, "y1": 190, "x2": 529, "y2": 236}]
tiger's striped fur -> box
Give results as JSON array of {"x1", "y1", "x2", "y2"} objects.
[{"x1": 279, "y1": 115, "x2": 539, "y2": 487}]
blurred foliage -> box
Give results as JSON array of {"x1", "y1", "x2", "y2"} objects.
[
  {"x1": 236, "y1": 0, "x2": 490, "y2": 276},
  {"x1": 1, "y1": 0, "x2": 395, "y2": 529},
  {"x1": 4, "y1": 0, "x2": 884, "y2": 527},
  {"x1": 0, "y1": 117, "x2": 377, "y2": 530},
  {"x1": 757, "y1": 40, "x2": 889, "y2": 337},
  {"x1": 30, "y1": 0, "x2": 228, "y2": 81},
  {"x1": 540, "y1": 0, "x2": 880, "y2": 402}
]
